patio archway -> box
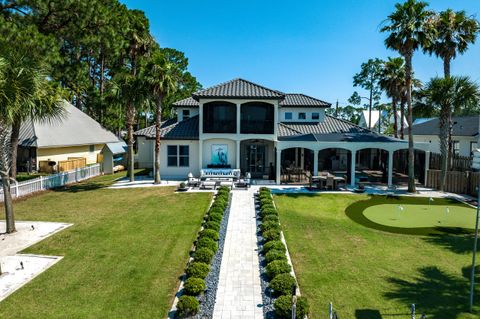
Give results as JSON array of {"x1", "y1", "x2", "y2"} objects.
[{"x1": 280, "y1": 147, "x2": 314, "y2": 184}]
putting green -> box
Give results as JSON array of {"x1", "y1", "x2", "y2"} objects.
[{"x1": 363, "y1": 200, "x2": 476, "y2": 229}]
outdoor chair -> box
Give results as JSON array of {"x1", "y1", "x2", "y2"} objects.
[
  {"x1": 326, "y1": 176, "x2": 334, "y2": 190},
  {"x1": 187, "y1": 173, "x2": 200, "y2": 187}
]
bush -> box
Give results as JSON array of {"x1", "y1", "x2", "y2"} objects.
[
  {"x1": 196, "y1": 237, "x2": 218, "y2": 253},
  {"x1": 265, "y1": 249, "x2": 287, "y2": 263},
  {"x1": 263, "y1": 228, "x2": 281, "y2": 242},
  {"x1": 183, "y1": 277, "x2": 206, "y2": 296},
  {"x1": 260, "y1": 203, "x2": 275, "y2": 211},
  {"x1": 263, "y1": 214, "x2": 279, "y2": 223},
  {"x1": 259, "y1": 187, "x2": 271, "y2": 194},
  {"x1": 266, "y1": 260, "x2": 291, "y2": 279},
  {"x1": 194, "y1": 247, "x2": 214, "y2": 264},
  {"x1": 274, "y1": 295, "x2": 309, "y2": 319},
  {"x1": 217, "y1": 186, "x2": 230, "y2": 192},
  {"x1": 262, "y1": 240, "x2": 286, "y2": 254},
  {"x1": 204, "y1": 221, "x2": 221, "y2": 232},
  {"x1": 261, "y1": 220, "x2": 280, "y2": 232},
  {"x1": 209, "y1": 207, "x2": 224, "y2": 216},
  {"x1": 260, "y1": 198, "x2": 273, "y2": 207},
  {"x1": 211, "y1": 202, "x2": 226, "y2": 211},
  {"x1": 199, "y1": 229, "x2": 219, "y2": 241},
  {"x1": 269, "y1": 273, "x2": 296, "y2": 296},
  {"x1": 186, "y1": 262, "x2": 210, "y2": 279},
  {"x1": 208, "y1": 212, "x2": 223, "y2": 223},
  {"x1": 176, "y1": 295, "x2": 199, "y2": 317},
  {"x1": 260, "y1": 208, "x2": 278, "y2": 219}
]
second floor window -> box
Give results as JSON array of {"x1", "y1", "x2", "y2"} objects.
[
  {"x1": 203, "y1": 101, "x2": 236, "y2": 133},
  {"x1": 182, "y1": 109, "x2": 190, "y2": 120},
  {"x1": 168, "y1": 145, "x2": 189, "y2": 167},
  {"x1": 285, "y1": 112, "x2": 292, "y2": 120},
  {"x1": 452, "y1": 141, "x2": 460, "y2": 155},
  {"x1": 241, "y1": 102, "x2": 274, "y2": 134},
  {"x1": 298, "y1": 112, "x2": 306, "y2": 120},
  {"x1": 312, "y1": 113, "x2": 320, "y2": 120}
]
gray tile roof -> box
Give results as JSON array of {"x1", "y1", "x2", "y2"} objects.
[
  {"x1": 408, "y1": 116, "x2": 479, "y2": 137},
  {"x1": 278, "y1": 115, "x2": 404, "y2": 143},
  {"x1": 134, "y1": 116, "x2": 199, "y2": 140},
  {"x1": 192, "y1": 78, "x2": 285, "y2": 100},
  {"x1": 280, "y1": 93, "x2": 331, "y2": 107},
  {"x1": 19, "y1": 100, "x2": 120, "y2": 148},
  {"x1": 172, "y1": 97, "x2": 199, "y2": 107}
]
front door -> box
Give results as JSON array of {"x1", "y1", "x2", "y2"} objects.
[{"x1": 247, "y1": 144, "x2": 266, "y2": 178}]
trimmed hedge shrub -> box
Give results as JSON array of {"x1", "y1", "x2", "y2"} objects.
[
  {"x1": 260, "y1": 208, "x2": 278, "y2": 219},
  {"x1": 265, "y1": 249, "x2": 288, "y2": 263},
  {"x1": 194, "y1": 247, "x2": 214, "y2": 263},
  {"x1": 176, "y1": 295, "x2": 200, "y2": 317},
  {"x1": 204, "y1": 221, "x2": 221, "y2": 232},
  {"x1": 263, "y1": 214, "x2": 279, "y2": 223},
  {"x1": 186, "y1": 262, "x2": 210, "y2": 279},
  {"x1": 199, "y1": 229, "x2": 219, "y2": 241},
  {"x1": 183, "y1": 277, "x2": 206, "y2": 296},
  {"x1": 261, "y1": 220, "x2": 280, "y2": 232},
  {"x1": 266, "y1": 260, "x2": 292, "y2": 279},
  {"x1": 260, "y1": 203, "x2": 275, "y2": 211},
  {"x1": 262, "y1": 240, "x2": 286, "y2": 254},
  {"x1": 209, "y1": 207, "x2": 224, "y2": 216},
  {"x1": 208, "y1": 212, "x2": 223, "y2": 223},
  {"x1": 274, "y1": 295, "x2": 309, "y2": 319},
  {"x1": 268, "y1": 273, "x2": 296, "y2": 296},
  {"x1": 263, "y1": 228, "x2": 281, "y2": 242},
  {"x1": 197, "y1": 237, "x2": 218, "y2": 253}
]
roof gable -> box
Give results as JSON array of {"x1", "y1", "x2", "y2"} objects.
[
  {"x1": 192, "y1": 78, "x2": 285, "y2": 100},
  {"x1": 134, "y1": 116, "x2": 199, "y2": 140},
  {"x1": 409, "y1": 116, "x2": 479, "y2": 137},
  {"x1": 280, "y1": 94, "x2": 330, "y2": 107}
]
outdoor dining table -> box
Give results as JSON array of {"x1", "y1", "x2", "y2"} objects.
[{"x1": 312, "y1": 173, "x2": 346, "y2": 190}]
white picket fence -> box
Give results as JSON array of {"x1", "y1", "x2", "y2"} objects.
[{"x1": 0, "y1": 164, "x2": 102, "y2": 201}]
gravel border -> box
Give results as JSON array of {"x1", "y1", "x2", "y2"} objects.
[{"x1": 196, "y1": 192, "x2": 232, "y2": 318}]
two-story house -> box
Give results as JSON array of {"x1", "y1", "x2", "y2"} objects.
[{"x1": 135, "y1": 78, "x2": 429, "y2": 186}]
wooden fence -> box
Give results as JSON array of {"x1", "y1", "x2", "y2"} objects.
[
  {"x1": 426, "y1": 169, "x2": 480, "y2": 196},
  {"x1": 0, "y1": 164, "x2": 102, "y2": 202},
  {"x1": 58, "y1": 157, "x2": 87, "y2": 172},
  {"x1": 429, "y1": 152, "x2": 472, "y2": 172}
]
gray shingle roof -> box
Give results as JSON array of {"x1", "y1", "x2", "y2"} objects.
[
  {"x1": 280, "y1": 93, "x2": 331, "y2": 107},
  {"x1": 134, "y1": 116, "x2": 199, "y2": 140},
  {"x1": 172, "y1": 97, "x2": 199, "y2": 107},
  {"x1": 408, "y1": 116, "x2": 479, "y2": 136},
  {"x1": 278, "y1": 115, "x2": 404, "y2": 143},
  {"x1": 19, "y1": 100, "x2": 120, "y2": 148},
  {"x1": 192, "y1": 78, "x2": 285, "y2": 100}
]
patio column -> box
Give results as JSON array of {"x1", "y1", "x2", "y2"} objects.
[
  {"x1": 300, "y1": 148, "x2": 304, "y2": 170},
  {"x1": 388, "y1": 150, "x2": 393, "y2": 187},
  {"x1": 276, "y1": 148, "x2": 281, "y2": 184},
  {"x1": 236, "y1": 140, "x2": 240, "y2": 169},
  {"x1": 236, "y1": 103, "x2": 241, "y2": 135},
  {"x1": 198, "y1": 139, "x2": 203, "y2": 173},
  {"x1": 424, "y1": 151, "x2": 430, "y2": 187},
  {"x1": 350, "y1": 150, "x2": 356, "y2": 187},
  {"x1": 313, "y1": 150, "x2": 318, "y2": 176}
]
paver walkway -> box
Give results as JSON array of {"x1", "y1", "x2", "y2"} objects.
[{"x1": 213, "y1": 188, "x2": 263, "y2": 319}]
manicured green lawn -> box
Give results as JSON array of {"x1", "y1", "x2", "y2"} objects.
[
  {"x1": 274, "y1": 193, "x2": 480, "y2": 319},
  {"x1": 0, "y1": 172, "x2": 212, "y2": 318}
]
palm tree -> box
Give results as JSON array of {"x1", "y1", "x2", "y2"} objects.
[
  {"x1": 424, "y1": 9, "x2": 479, "y2": 165},
  {"x1": 379, "y1": 57, "x2": 406, "y2": 138},
  {"x1": 381, "y1": 0, "x2": 435, "y2": 193},
  {"x1": 419, "y1": 76, "x2": 480, "y2": 191},
  {"x1": 144, "y1": 52, "x2": 179, "y2": 184}
]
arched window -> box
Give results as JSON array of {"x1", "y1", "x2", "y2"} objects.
[
  {"x1": 203, "y1": 101, "x2": 236, "y2": 133},
  {"x1": 240, "y1": 102, "x2": 274, "y2": 134}
]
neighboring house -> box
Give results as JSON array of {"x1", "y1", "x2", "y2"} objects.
[
  {"x1": 358, "y1": 110, "x2": 408, "y2": 133},
  {"x1": 18, "y1": 100, "x2": 122, "y2": 172},
  {"x1": 409, "y1": 116, "x2": 479, "y2": 157},
  {"x1": 134, "y1": 78, "x2": 429, "y2": 186}
]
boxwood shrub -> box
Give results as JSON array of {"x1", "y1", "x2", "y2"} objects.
[
  {"x1": 260, "y1": 220, "x2": 280, "y2": 232},
  {"x1": 209, "y1": 207, "x2": 224, "y2": 216},
  {"x1": 263, "y1": 228, "x2": 281, "y2": 242},
  {"x1": 176, "y1": 295, "x2": 200, "y2": 317},
  {"x1": 204, "y1": 221, "x2": 221, "y2": 232},
  {"x1": 196, "y1": 237, "x2": 218, "y2": 253},
  {"x1": 274, "y1": 295, "x2": 309, "y2": 319},
  {"x1": 183, "y1": 277, "x2": 206, "y2": 296},
  {"x1": 265, "y1": 249, "x2": 288, "y2": 263},
  {"x1": 262, "y1": 240, "x2": 286, "y2": 254},
  {"x1": 208, "y1": 212, "x2": 223, "y2": 223},
  {"x1": 266, "y1": 260, "x2": 292, "y2": 279},
  {"x1": 263, "y1": 214, "x2": 279, "y2": 223},
  {"x1": 260, "y1": 208, "x2": 278, "y2": 219},
  {"x1": 194, "y1": 247, "x2": 214, "y2": 264},
  {"x1": 199, "y1": 229, "x2": 219, "y2": 241},
  {"x1": 268, "y1": 273, "x2": 296, "y2": 296},
  {"x1": 186, "y1": 262, "x2": 210, "y2": 279}
]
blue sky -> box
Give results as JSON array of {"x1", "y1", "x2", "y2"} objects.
[{"x1": 122, "y1": 0, "x2": 480, "y2": 106}]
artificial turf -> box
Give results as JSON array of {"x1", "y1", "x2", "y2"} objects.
[
  {"x1": 0, "y1": 172, "x2": 212, "y2": 318},
  {"x1": 274, "y1": 193, "x2": 480, "y2": 319}
]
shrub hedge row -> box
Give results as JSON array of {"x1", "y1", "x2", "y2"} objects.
[
  {"x1": 176, "y1": 186, "x2": 231, "y2": 318},
  {"x1": 257, "y1": 187, "x2": 309, "y2": 319}
]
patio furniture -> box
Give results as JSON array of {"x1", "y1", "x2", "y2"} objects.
[
  {"x1": 326, "y1": 176, "x2": 334, "y2": 190},
  {"x1": 235, "y1": 179, "x2": 249, "y2": 189},
  {"x1": 187, "y1": 173, "x2": 200, "y2": 187},
  {"x1": 201, "y1": 180, "x2": 216, "y2": 190}
]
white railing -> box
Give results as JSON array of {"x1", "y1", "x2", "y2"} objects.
[{"x1": 0, "y1": 164, "x2": 102, "y2": 201}]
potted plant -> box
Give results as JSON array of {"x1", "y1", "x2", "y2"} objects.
[{"x1": 177, "y1": 182, "x2": 188, "y2": 192}]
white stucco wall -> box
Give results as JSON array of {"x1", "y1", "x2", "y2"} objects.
[
  {"x1": 176, "y1": 107, "x2": 199, "y2": 122},
  {"x1": 201, "y1": 138, "x2": 237, "y2": 168},
  {"x1": 413, "y1": 134, "x2": 477, "y2": 157},
  {"x1": 279, "y1": 107, "x2": 326, "y2": 122}
]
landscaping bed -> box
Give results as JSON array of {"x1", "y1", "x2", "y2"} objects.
[{"x1": 175, "y1": 186, "x2": 231, "y2": 318}]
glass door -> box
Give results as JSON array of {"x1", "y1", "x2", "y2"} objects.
[{"x1": 247, "y1": 145, "x2": 266, "y2": 178}]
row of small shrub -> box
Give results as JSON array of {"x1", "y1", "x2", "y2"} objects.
[
  {"x1": 176, "y1": 186, "x2": 231, "y2": 318},
  {"x1": 257, "y1": 187, "x2": 309, "y2": 319}
]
